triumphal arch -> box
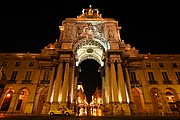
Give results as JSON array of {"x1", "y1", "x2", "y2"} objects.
[{"x1": 41, "y1": 5, "x2": 141, "y2": 115}]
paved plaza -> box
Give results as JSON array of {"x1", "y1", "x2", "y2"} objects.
[{"x1": 0, "y1": 115, "x2": 180, "y2": 120}]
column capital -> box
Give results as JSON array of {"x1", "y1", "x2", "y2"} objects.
[
  {"x1": 109, "y1": 59, "x2": 116, "y2": 64},
  {"x1": 36, "y1": 66, "x2": 43, "y2": 70},
  {"x1": 122, "y1": 64, "x2": 128, "y2": 68},
  {"x1": 58, "y1": 59, "x2": 64, "y2": 63},
  {"x1": 64, "y1": 60, "x2": 70, "y2": 63},
  {"x1": 116, "y1": 60, "x2": 122, "y2": 63},
  {"x1": 137, "y1": 66, "x2": 142, "y2": 70},
  {"x1": 69, "y1": 60, "x2": 75, "y2": 66}
]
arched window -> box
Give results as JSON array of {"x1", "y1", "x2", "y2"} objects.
[
  {"x1": 150, "y1": 88, "x2": 165, "y2": 113},
  {"x1": 15, "y1": 88, "x2": 29, "y2": 112},
  {"x1": 132, "y1": 88, "x2": 146, "y2": 114},
  {"x1": 1, "y1": 90, "x2": 13, "y2": 111},
  {"x1": 165, "y1": 89, "x2": 178, "y2": 111}
]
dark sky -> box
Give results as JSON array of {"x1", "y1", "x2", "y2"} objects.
[
  {"x1": 1, "y1": 1, "x2": 179, "y2": 54},
  {"x1": 1, "y1": 1, "x2": 179, "y2": 102}
]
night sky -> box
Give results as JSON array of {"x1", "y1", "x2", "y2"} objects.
[
  {"x1": 1, "y1": 1, "x2": 179, "y2": 54},
  {"x1": 1, "y1": 1, "x2": 179, "y2": 101}
]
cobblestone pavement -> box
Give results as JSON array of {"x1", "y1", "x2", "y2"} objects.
[{"x1": 0, "y1": 115, "x2": 180, "y2": 120}]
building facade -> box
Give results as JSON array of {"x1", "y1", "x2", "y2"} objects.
[{"x1": 0, "y1": 6, "x2": 180, "y2": 115}]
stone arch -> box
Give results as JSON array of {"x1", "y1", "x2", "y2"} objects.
[
  {"x1": 74, "y1": 38, "x2": 109, "y2": 67},
  {"x1": 165, "y1": 87, "x2": 179, "y2": 101},
  {"x1": 15, "y1": 87, "x2": 30, "y2": 113},
  {"x1": 150, "y1": 88, "x2": 165, "y2": 114},
  {"x1": 78, "y1": 54, "x2": 101, "y2": 65},
  {"x1": 132, "y1": 87, "x2": 146, "y2": 114},
  {"x1": 33, "y1": 87, "x2": 48, "y2": 114}
]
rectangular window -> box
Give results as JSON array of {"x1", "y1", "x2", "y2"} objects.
[
  {"x1": 10, "y1": 71, "x2": 18, "y2": 81},
  {"x1": 129, "y1": 72, "x2": 137, "y2": 81},
  {"x1": 162, "y1": 72, "x2": 169, "y2": 81},
  {"x1": 25, "y1": 71, "x2": 32, "y2": 80},
  {"x1": 159, "y1": 63, "x2": 164, "y2": 67},
  {"x1": 148, "y1": 72, "x2": 155, "y2": 81},
  {"x1": 175, "y1": 72, "x2": 180, "y2": 81},
  {"x1": 172, "y1": 63, "x2": 178, "y2": 68},
  {"x1": 43, "y1": 69, "x2": 50, "y2": 80},
  {"x1": 1, "y1": 61, "x2": 7, "y2": 67},
  {"x1": 28, "y1": 62, "x2": 34, "y2": 67},
  {"x1": 15, "y1": 62, "x2": 21, "y2": 67},
  {"x1": 145, "y1": 62, "x2": 151, "y2": 67}
]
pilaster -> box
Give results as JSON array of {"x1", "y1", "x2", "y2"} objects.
[
  {"x1": 42, "y1": 65, "x2": 56, "y2": 114},
  {"x1": 104, "y1": 58, "x2": 111, "y2": 103},
  {"x1": 124, "y1": 63, "x2": 137, "y2": 114},
  {"x1": 139, "y1": 67, "x2": 154, "y2": 113}
]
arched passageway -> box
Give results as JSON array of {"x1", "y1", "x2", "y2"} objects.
[{"x1": 78, "y1": 59, "x2": 102, "y2": 103}]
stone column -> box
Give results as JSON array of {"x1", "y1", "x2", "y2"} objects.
[
  {"x1": 124, "y1": 64, "x2": 137, "y2": 114},
  {"x1": 105, "y1": 58, "x2": 111, "y2": 103},
  {"x1": 61, "y1": 60, "x2": 70, "y2": 106},
  {"x1": 73, "y1": 78, "x2": 78, "y2": 106},
  {"x1": 117, "y1": 60, "x2": 131, "y2": 115},
  {"x1": 69, "y1": 61, "x2": 75, "y2": 109},
  {"x1": 117, "y1": 60, "x2": 127, "y2": 103},
  {"x1": 47, "y1": 66, "x2": 56, "y2": 102},
  {"x1": 51, "y1": 60, "x2": 63, "y2": 110},
  {"x1": 110, "y1": 60, "x2": 118, "y2": 102},
  {"x1": 72, "y1": 66, "x2": 79, "y2": 109},
  {"x1": 103, "y1": 58, "x2": 111, "y2": 114},
  {"x1": 42, "y1": 65, "x2": 56, "y2": 114},
  {"x1": 101, "y1": 66, "x2": 105, "y2": 104},
  {"x1": 124, "y1": 66, "x2": 133, "y2": 102}
]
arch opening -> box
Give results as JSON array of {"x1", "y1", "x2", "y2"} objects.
[{"x1": 77, "y1": 59, "x2": 102, "y2": 104}]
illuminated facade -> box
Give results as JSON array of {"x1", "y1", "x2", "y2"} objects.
[{"x1": 0, "y1": 5, "x2": 180, "y2": 115}]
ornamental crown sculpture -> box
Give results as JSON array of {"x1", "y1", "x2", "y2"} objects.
[{"x1": 77, "y1": 5, "x2": 102, "y2": 19}]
